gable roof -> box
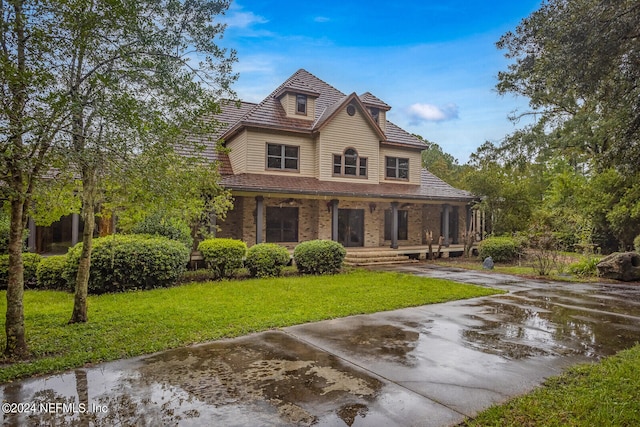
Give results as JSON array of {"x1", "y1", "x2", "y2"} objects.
[
  {"x1": 359, "y1": 92, "x2": 391, "y2": 111},
  {"x1": 220, "y1": 69, "x2": 427, "y2": 149},
  {"x1": 313, "y1": 92, "x2": 386, "y2": 140}
]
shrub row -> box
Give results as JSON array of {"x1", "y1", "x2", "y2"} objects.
[
  {"x1": 197, "y1": 238, "x2": 346, "y2": 279},
  {"x1": 478, "y1": 236, "x2": 523, "y2": 263},
  {"x1": 64, "y1": 234, "x2": 190, "y2": 294},
  {"x1": 293, "y1": 240, "x2": 346, "y2": 275}
]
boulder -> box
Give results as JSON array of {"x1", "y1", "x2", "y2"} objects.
[
  {"x1": 596, "y1": 252, "x2": 640, "y2": 282},
  {"x1": 482, "y1": 256, "x2": 494, "y2": 270}
]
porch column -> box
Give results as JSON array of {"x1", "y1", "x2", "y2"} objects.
[
  {"x1": 71, "y1": 213, "x2": 80, "y2": 246},
  {"x1": 27, "y1": 217, "x2": 36, "y2": 252},
  {"x1": 255, "y1": 196, "x2": 264, "y2": 244},
  {"x1": 442, "y1": 204, "x2": 450, "y2": 247},
  {"x1": 390, "y1": 202, "x2": 399, "y2": 249},
  {"x1": 331, "y1": 199, "x2": 339, "y2": 241}
]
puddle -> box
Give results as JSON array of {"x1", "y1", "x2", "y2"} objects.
[
  {"x1": 461, "y1": 289, "x2": 640, "y2": 360},
  {"x1": 0, "y1": 332, "x2": 383, "y2": 426}
]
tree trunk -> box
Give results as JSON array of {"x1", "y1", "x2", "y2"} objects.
[
  {"x1": 4, "y1": 199, "x2": 28, "y2": 358},
  {"x1": 69, "y1": 168, "x2": 97, "y2": 324}
]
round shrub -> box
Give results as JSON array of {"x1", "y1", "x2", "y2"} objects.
[
  {"x1": 197, "y1": 238, "x2": 247, "y2": 279},
  {"x1": 293, "y1": 240, "x2": 346, "y2": 275},
  {"x1": 36, "y1": 255, "x2": 70, "y2": 290},
  {"x1": 64, "y1": 234, "x2": 190, "y2": 294},
  {"x1": 0, "y1": 252, "x2": 42, "y2": 289},
  {"x1": 245, "y1": 243, "x2": 290, "y2": 278},
  {"x1": 478, "y1": 236, "x2": 521, "y2": 263},
  {"x1": 132, "y1": 213, "x2": 193, "y2": 250}
]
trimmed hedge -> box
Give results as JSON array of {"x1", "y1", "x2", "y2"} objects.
[
  {"x1": 245, "y1": 243, "x2": 290, "y2": 278},
  {"x1": 198, "y1": 238, "x2": 247, "y2": 279},
  {"x1": 64, "y1": 234, "x2": 190, "y2": 294},
  {"x1": 478, "y1": 236, "x2": 521, "y2": 263},
  {"x1": 36, "y1": 255, "x2": 70, "y2": 290},
  {"x1": 132, "y1": 213, "x2": 193, "y2": 250},
  {"x1": 293, "y1": 240, "x2": 346, "y2": 275},
  {"x1": 0, "y1": 253, "x2": 42, "y2": 289}
]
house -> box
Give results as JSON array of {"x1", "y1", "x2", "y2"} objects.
[
  {"x1": 200, "y1": 69, "x2": 476, "y2": 250},
  {"x1": 27, "y1": 69, "x2": 479, "y2": 254}
]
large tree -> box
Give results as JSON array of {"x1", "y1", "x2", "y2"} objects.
[
  {"x1": 50, "y1": 0, "x2": 236, "y2": 324},
  {"x1": 1, "y1": 0, "x2": 69, "y2": 357},
  {"x1": 1, "y1": 0, "x2": 236, "y2": 357},
  {"x1": 496, "y1": 0, "x2": 640, "y2": 172},
  {"x1": 494, "y1": 0, "x2": 640, "y2": 250}
]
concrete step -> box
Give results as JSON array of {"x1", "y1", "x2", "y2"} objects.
[
  {"x1": 345, "y1": 251, "x2": 407, "y2": 258},
  {"x1": 345, "y1": 255, "x2": 411, "y2": 263},
  {"x1": 344, "y1": 259, "x2": 419, "y2": 266}
]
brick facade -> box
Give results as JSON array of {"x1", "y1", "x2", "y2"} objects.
[{"x1": 217, "y1": 196, "x2": 470, "y2": 248}]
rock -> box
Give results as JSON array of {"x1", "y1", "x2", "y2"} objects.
[
  {"x1": 596, "y1": 252, "x2": 640, "y2": 282},
  {"x1": 482, "y1": 256, "x2": 494, "y2": 270}
]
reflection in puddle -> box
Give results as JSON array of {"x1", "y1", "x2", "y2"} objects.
[
  {"x1": 462, "y1": 288, "x2": 640, "y2": 360},
  {"x1": 1, "y1": 332, "x2": 383, "y2": 426},
  {"x1": 341, "y1": 324, "x2": 422, "y2": 366}
]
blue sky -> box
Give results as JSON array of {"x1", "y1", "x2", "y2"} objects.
[{"x1": 217, "y1": 1, "x2": 542, "y2": 163}]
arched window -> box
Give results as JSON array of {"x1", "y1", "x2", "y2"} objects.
[{"x1": 333, "y1": 148, "x2": 367, "y2": 177}]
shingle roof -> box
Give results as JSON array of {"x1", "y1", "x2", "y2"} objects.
[
  {"x1": 220, "y1": 69, "x2": 427, "y2": 149},
  {"x1": 221, "y1": 169, "x2": 475, "y2": 202},
  {"x1": 175, "y1": 100, "x2": 256, "y2": 175},
  {"x1": 359, "y1": 92, "x2": 391, "y2": 111}
]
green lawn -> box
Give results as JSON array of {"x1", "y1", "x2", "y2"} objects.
[
  {"x1": 465, "y1": 344, "x2": 640, "y2": 426},
  {"x1": 0, "y1": 269, "x2": 500, "y2": 383}
]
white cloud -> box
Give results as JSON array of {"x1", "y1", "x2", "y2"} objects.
[
  {"x1": 314, "y1": 16, "x2": 331, "y2": 23},
  {"x1": 223, "y1": 10, "x2": 268, "y2": 29},
  {"x1": 407, "y1": 103, "x2": 459, "y2": 123},
  {"x1": 221, "y1": 3, "x2": 268, "y2": 30}
]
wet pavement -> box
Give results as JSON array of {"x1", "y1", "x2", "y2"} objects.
[{"x1": 2, "y1": 264, "x2": 640, "y2": 426}]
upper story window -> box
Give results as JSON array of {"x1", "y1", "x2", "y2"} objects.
[
  {"x1": 267, "y1": 143, "x2": 299, "y2": 171},
  {"x1": 333, "y1": 148, "x2": 367, "y2": 177},
  {"x1": 386, "y1": 156, "x2": 409, "y2": 180},
  {"x1": 296, "y1": 94, "x2": 307, "y2": 115},
  {"x1": 369, "y1": 107, "x2": 379, "y2": 123}
]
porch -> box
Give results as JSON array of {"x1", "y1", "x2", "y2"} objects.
[{"x1": 343, "y1": 244, "x2": 470, "y2": 266}]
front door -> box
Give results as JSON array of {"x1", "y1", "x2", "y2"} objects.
[{"x1": 338, "y1": 209, "x2": 364, "y2": 247}]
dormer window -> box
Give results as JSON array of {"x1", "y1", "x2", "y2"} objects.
[
  {"x1": 369, "y1": 107, "x2": 379, "y2": 123},
  {"x1": 333, "y1": 148, "x2": 367, "y2": 177},
  {"x1": 296, "y1": 94, "x2": 307, "y2": 115}
]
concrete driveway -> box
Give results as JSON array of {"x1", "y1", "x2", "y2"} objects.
[{"x1": 2, "y1": 265, "x2": 640, "y2": 426}]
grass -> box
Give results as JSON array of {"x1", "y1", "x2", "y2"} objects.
[
  {"x1": 0, "y1": 269, "x2": 501, "y2": 383},
  {"x1": 465, "y1": 343, "x2": 640, "y2": 426}
]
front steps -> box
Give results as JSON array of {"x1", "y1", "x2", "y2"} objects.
[{"x1": 344, "y1": 250, "x2": 419, "y2": 266}]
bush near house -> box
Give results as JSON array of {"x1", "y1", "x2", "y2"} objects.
[
  {"x1": 293, "y1": 239, "x2": 346, "y2": 275},
  {"x1": 131, "y1": 213, "x2": 193, "y2": 250},
  {"x1": 245, "y1": 243, "x2": 290, "y2": 278},
  {"x1": 64, "y1": 234, "x2": 190, "y2": 294},
  {"x1": 0, "y1": 253, "x2": 42, "y2": 289},
  {"x1": 478, "y1": 236, "x2": 522, "y2": 263},
  {"x1": 198, "y1": 238, "x2": 247, "y2": 279},
  {"x1": 36, "y1": 255, "x2": 70, "y2": 290}
]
